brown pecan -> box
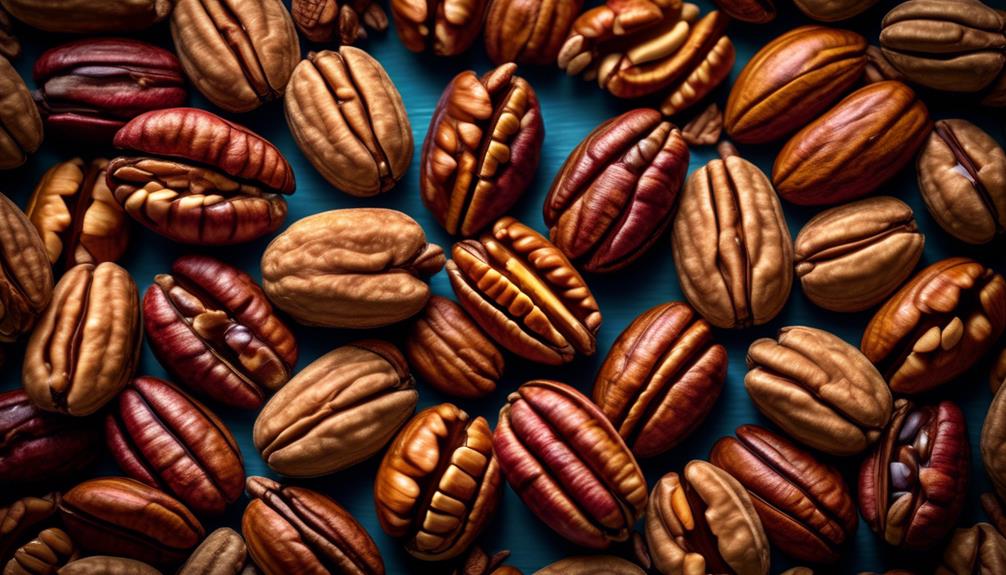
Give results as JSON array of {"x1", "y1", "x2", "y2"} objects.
[
  {"x1": 390, "y1": 0, "x2": 487, "y2": 55},
  {"x1": 543, "y1": 108, "x2": 689, "y2": 273},
  {"x1": 0, "y1": 56, "x2": 42, "y2": 170},
  {"x1": 60, "y1": 556, "x2": 161, "y2": 575},
  {"x1": 535, "y1": 556, "x2": 644, "y2": 574},
  {"x1": 861, "y1": 257, "x2": 1006, "y2": 394},
  {"x1": 711, "y1": 0, "x2": 775, "y2": 22},
  {"x1": 421, "y1": 64, "x2": 543, "y2": 236},
  {"x1": 680, "y1": 102, "x2": 722, "y2": 146},
  {"x1": 859, "y1": 400, "x2": 969, "y2": 549},
  {"x1": 4, "y1": 527, "x2": 77, "y2": 574},
  {"x1": 983, "y1": 66, "x2": 1006, "y2": 106},
  {"x1": 452, "y1": 547, "x2": 521, "y2": 575},
  {"x1": 447, "y1": 216, "x2": 602, "y2": 365},
  {"x1": 0, "y1": 193, "x2": 52, "y2": 343},
  {"x1": 0, "y1": 0, "x2": 171, "y2": 33},
  {"x1": 937, "y1": 523, "x2": 1006, "y2": 574},
  {"x1": 484, "y1": 0, "x2": 583, "y2": 65},
  {"x1": 292, "y1": 0, "x2": 388, "y2": 44},
  {"x1": 0, "y1": 493, "x2": 59, "y2": 566},
  {"x1": 593, "y1": 302, "x2": 726, "y2": 457},
  {"x1": 0, "y1": 6, "x2": 19, "y2": 59},
  {"x1": 793, "y1": 0, "x2": 878, "y2": 21},
  {"x1": 995, "y1": 348, "x2": 1006, "y2": 393},
  {"x1": 982, "y1": 493, "x2": 1006, "y2": 536},
  {"x1": 864, "y1": 45, "x2": 904, "y2": 83},
  {"x1": 178, "y1": 528, "x2": 249, "y2": 575},
  {"x1": 984, "y1": 384, "x2": 1006, "y2": 502}
]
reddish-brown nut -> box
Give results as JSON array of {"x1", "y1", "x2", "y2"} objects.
[
  {"x1": 0, "y1": 493, "x2": 60, "y2": 567},
  {"x1": 593, "y1": 302, "x2": 726, "y2": 457},
  {"x1": 108, "y1": 108, "x2": 295, "y2": 245},
  {"x1": 0, "y1": 0, "x2": 172, "y2": 33},
  {"x1": 494, "y1": 380, "x2": 647, "y2": 549},
  {"x1": 543, "y1": 109, "x2": 689, "y2": 273},
  {"x1": 4, "y1": 527, "x2": 77, "y2": 574},
  {"x1": 292, "y1": 0, "x2": 388, "y2": 44},
  {"x1": 144, "y1": 255, "x2": 297, "y2": 409},
  {"x1": 421, "y1": 64, "x2": 543, "y2": 237},
  {"x1": 452, "y1": 547, "x2": 521, "y2": 575},
  {"x1": 711, "y1": 0, "x2": 775, "y2": 22},
  {"x1": 0, "y1": 6, "x2": 19, "y2": 60},
  {"x1": 680, "y1": 103, "x2": 722, "y2": 146},
  {"x1": 937, "y1": 523, "x2": 1006, "y2": 574},
  {"x1": 390, "y1": 0, "x2": 488, "y2": 55},
  {"x1": 861, "y1": 257, "x2": 1006, "y2": 394},
  {"x1": 0, "y1": 193, "x2": 52, "y2": 344},
  {"x1": 484, "y1": 0, "x2": 583, "y2": 65}
]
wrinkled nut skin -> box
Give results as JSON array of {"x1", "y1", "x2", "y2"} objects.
[
  {"x1": 680, "y1": 103, "x2": 721, "y2": 146},
  {"x1": 774, "y1": 80, "x2": 930, "y2": 206},
  {"x1": 645, "y1": 461, "x2": 770, "y2": 575},
  {"x1": 864, "y1": 44, "x2": 904, "y2": 83},
  {"x1": 59, "y1": 477, "x2": 204, "y2": 566},
  {"x1": 243, "y1": 476, "x2": 384, "y2": 575},
  {"x1": 593, "y1": 302, "x2": 726, "y2": 458},
  {"x1": 880, "y1": 0, "x2": 1006, "y2": 94},
  {"x1": 795, "y1": 196, "x2": 924, "y2": 313},
  {"x1": 534, "y1": 556, "x2": 645, "y2": 575},
  {"x1": 746, "y1": 326, "x2": 893, "y2": 456},
  {"x1": 144, "y1": 255, "x2": 298, "y2": 409},
  {"x1": 1, "y1": 494, "x2": 60, "y2": 568},
  {"x1": 0, "y1": 57, "x2": 42, "y2": 170},
  {"x1": 421, "y1": 64, "x2": 543, "y2": 237},
  {"x1": 171, "y1": 0, "x2": 299, "y2": 113},
  {"x1": 454, "y1": 547, "x2": 521, "y2": 575},
  {"x1": 983, "y1": 383, "x2": 1006, "y2": 502},
  {"x1": 859, "y1": 400, "x2": 969, "y2": 549},
  {"x1": 108, "y1": 108, "x2": 294, "y2": 245},
  {"x1": 261, "y1": 208, "x2": 444, "y2": 328},
  {"x1": 0, "y1": 0, "x2": 171, "y2": 33},
  {"x1": 792, "y1": 0, "x2": 878, "y2": 21},
  {"x1": 671, "y1": 143, "x2": 792, "y2": 329},
  {"x1": 447, "y1": 217, "x2": 602, "y2": 365},
  {"x1": 405, "y1": 296, "x2": 504, "y2": 399},
  {"x1": 543, "y1": 108, "x2": 689, "y2": 273},
  {"x1": 862, "y1": 257, "x2": 1006, "y2": 394},
  {"x1": 937, "y1": 523, "x2": 1006, "y2": 574},
  {"x1": 254, "y1": 341, "x2": 418, "y2": 477},
  {"x1": 390, "y1": 0, "x2": 487, "y2": 56},
  {"x1": 711, "y1": 0, "x2": 775, "y2": 22},
  {"x1": 375, "y1": 404, "x2": 502, "y2": 560},
  {"x1": 0, "y1": 194, "x2": 53, "y2": 343},
  {"x1": 286, "y1": 49, "x2": 412, "y2": 198},
  {"x1": 724, "y1": 26, "x2": 866, "y2": 144},
  {"x1": 710, "y1": 425, "x2": 858, "y2": 563},
  {"x1": 0, "y1": 389, "x2": 102, "y2": 483},
  {"x1": 178, "y1": 527, "x2": 248, "y2": 575},
  {"x1": 0, "y1": 7, "x2": 20, "y2": 60},
  {"x1": 484, "y1": 0, "x2": 583, "y2": 65},
  {"x1": 292, "y1": 0, "x2": 388, "y2": 44},
  {"x1": 5, "y1": 527, "x2": 77, "y2": 575},
  {"x1": 23, "y1": 262, "x2": 142, "y2": 417},
  {"x1": 59, "y1": 556, "x2": 161, "y2": 575},
  {"x1": 494, "y1": 380, "x2": 647, "y2": 549},
  {"x1": 918, "y1": 119, "x2": 1006, "y2": 245},
  {"x1": 32, "y1": 38, "x2": 187, "y2": 143}
]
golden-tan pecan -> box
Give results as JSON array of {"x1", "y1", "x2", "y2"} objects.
[
  {"x1": 484, "y1": 0, "x2": 583, "y2": 65},
  {"x1": 0, "y1": 0, "x2": 171, "y2": 33},
  {"x1": 292, "y1": 0, "x2": 388, "y2": 44},
  {"x1": 984, "y1": 384, "x2": 1006, "y2": 503},
  {"x1": 937, "y1": 523, "x2": 1006, "y2": 574},
  {"x1": 0, "y1": 56, "x2": 41, "y2": 170},
  {"x1": 60, "y1": 556, "x2": 162, "y2": 575},
  {"x1": 4, "y1": 527, "x2": 77, "y2": 574},
  {"x1": 178, "y1": 528, "x2": 250, "y2": 575},
  {"x1": 0, "y1": 193, "x2": 52, "y2": 343},
  {"x1": 792, "y1": 0, "x2": 879, "y2": 21},
  {"x1": 391, "y1": 0, "x2": 488, "y2": 55}
]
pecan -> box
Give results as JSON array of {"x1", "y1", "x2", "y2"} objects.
[
  {"x1": 0, "y1": 0, "x2": 171, "y2": 33},
  {"x1": 0, "y1": 493, "x2": 59, "y2": 565},
  {"x1": 536, "y1": 556, "x2": 644, "y2": 574},
  {"x1": 391, "y1": 0, "x2": 488, "y2": 55},
  {"x1": 4, "y1": 527, "x2": 77, "y2": 574},
  {"x1": 984, "y1": 382, "x2": 1006, "y2": 502},
  {"x1": 711, "y1": 0, "x2": 775, "y2": 22},
  {"x1": 793, "y1": 0, "x2": 879, "y2": 21},
  {"x1": 60, "y1": 556, "x2": 161, "y2": 574},
  {"x1": 937, "y1": 523, "x2": 1006, "y2": 574},
  {"x1": 484, "y1": 0, "x2": 583, "y2": 65},
  {"x1": 0, "y1": 56, "x2": 42, "y2": 170},
  {"x1": 178, "y1": 528, "x2": 250, "y2": 575},
  {"x1": 292, "y1": 0, "x2": 388, "y2": 44},
  {"x1": 0, "y1": 193, "x2": 52, "y2": 343},
  {"x1": 0, "y1": 6, "x2": 19, "y2": 59},
  {"x1": 680, "y1": 102, "x2": 722, "y2": 146},
  {"x1": 452, "y1": 547, "x2": 521, "y2": 575}
]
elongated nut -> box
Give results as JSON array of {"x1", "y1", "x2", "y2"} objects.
[
  {"x1": 178, "y1": 528, "x2": 249, "y2": 575},
  {"x1": 711, "y1": 0, "x2": 775, "y2": 22},
  {"x1": 0, "y1": 193, "x2": 52, "y2": 343},
  {"x1": 0, "y1": 56, "x2": 42, "y2": 170},
  {"x1": 937, "y1": 523, "x2": 1006, "y2": 574},
  {"x1": 0, "y1": 0, "x2": 171, "y2": 32},
  {"x1": 59, "y1": 556, "x2": 161, "y2": 575}
]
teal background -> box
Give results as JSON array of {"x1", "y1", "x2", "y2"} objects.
[{"x1": 2, "y1": 0, "x2": 1006, "y2": 572}]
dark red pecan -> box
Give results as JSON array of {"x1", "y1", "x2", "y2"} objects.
[
  {"x1": 712, "y1": 0, "x2": 775, "y2": 22},
  {"x1": 292, "y1": 0, "x2": 388, "y2": 44},
  {"x1": 144, "y1": 255, "x2": 297, "y2": 409},
  {"x1": 33, "y1": 38, "x2": 187, "y2": 143}
]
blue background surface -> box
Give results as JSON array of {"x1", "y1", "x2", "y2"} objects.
[{"x1": 3, "y1": 0, "x2": 1006, "y2": 572}]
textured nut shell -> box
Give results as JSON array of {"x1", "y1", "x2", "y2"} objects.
[
  {"x1": 484, "y1": 0, "x2": 583, "y2": 65},
  {"x1": 711, "y1": 0, "x2": 775, "y2": 23},
  {"x1": 178, "y1": 527, "x2": 247, "y2": 575},
  {"x1": 983, "y1": 385, "x2": 1006, "y2": 503},
  {"x1": 0, "y1": 0, "x2": 170, "y2": 32},
  {"x1": 0, "y1": 493, "x2": 59, "y2": 565},
  {"x1": 390, "y1": 0, "x2": 488, "y2": 55},
  {"x1": 5, "y1": 527, "x2": 76, "y2": 574},
  {"x1": 59, "y1": 556, "x2": 161, "y2": 575},
  {"x1": 0, "y1": 193, "x2": 52, "y2": 343},
  {"x1": 792, "y1": 0, "x2": 879, "y2": 21},
  {"x1": 534, "y1": 556, "x2": 645, "y2": 575},
  {"x1": 291, "y1": 0, "x2": 388, "y2": 44},
  {"x1": 938, "y1": 523, "x2": 1006, "y2": 575},
  {"x1": 0, "y1": 57, "x2": 42, "y2": 170}
]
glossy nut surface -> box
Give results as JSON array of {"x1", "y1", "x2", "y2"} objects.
[
  {"x1": 286, "y1": 49, "x2": 411, "y2": 198},
  {"x1": 494, "y1": 380, "x2": 647, "y2": 549},
  {"x1": 534, "y1": 556, "x2": 644, "y2": 575},
  {"x1": 0, "y1": 56, "x2": 42, "y2": 170},
  {"x1": 32, "y1": 38, "x2": 187, "y2": 143},
  {"x1": 918, "y1": 119, "x2": 1006, "y2": 244},
  {"x1": 862, "y1": 257, "x2": 1006, "y2": 394},
  {"x1": 725, "y1": 25, "x2": 866, "y2": 144},
  {"x1": 23, "y1": 262, "x2": 141, "y2": 416},
  {"x1": 144, "y1": 255, "x2": 297, "y2": 409},
  {"x1": 0, "y1": 193, "x2": 52, "y2": 343},
  {"x1": 593, "y1": 302, "x2": 726, "y2": 457},
  {"x1": 795, "y1": 196, "x2": 924, "y2": 312},
  {"x1": 710, "y1": 425, "x2": 857, "y2": 563},
  {"x1": 645, "y1": 461, "x2": 769, "y2": 575},
  {"x1": 243, "y1": 476, "x2": 384, "y2": 575},
  {"x1": 671, "y1": 143, "x2": 792, "y2": 329},
  {"x1": 59, "y1": 556, "x2": 161, "y2": 575},
  {"x1": 171, "y1": 0, "x2": 299, "y2": 113},
  {"x1": 178, "y1": 528, "x2": 247, "y2": 575},
  {"x1": 0, "y1": 0, "x2": 170, "y2": 32},
  {"x1": 254, "y1": 341, "x2": 417, "y2": 477},
  {"x1": 793, "y1": 0, "x2": 878, "y2": 21},
  {"x1": 773, "y1": 81, "x2": 930, "y2": 206},
  {"x1": 59, "y1": 477, "x2": 204, "y2": 566},
  {"x1": 937, "y1": 523, "x2": 1006, "y2": 575},
  {"x1": 261, "y1": 208, "x2": 444, "y2": 328},
  {"x1": 746, "y1": 326, "x2": 893, "y2": 456},
  {"x1": 1, "y1": 494, "x2": 60, "y2": 569},
  {"x1": 421, "y1": 64, "x2": 543, "y2": 237},
  {"x1": 711, "y1": 0, "x2": 775, "y2": 22},
  {"x1": 375, "y1": 403, "x2": 501, "y2": 560},
  {"x1": 390, "y1": 0, "x2": 487, "y2": 55},
  {"x1": 484, "y1": 0, "x2": 583, "y2": 65},
  {"x1": 859, "y1": 400, "x2": 969, "y2": 549},
  {"x1": 5, "y1": 527, "x2": 76, "y2": 575},
  {"x1": 543, "y1": 108, "x2": 689, "y2": 273},
  {"x1": 447, "y1": 217, "x2": 602, "y2": 365},
  {"x1": 405, "y1": 296, "x2": 503, "y2": 399},
  {"x1": 292, "y1": 0, "x2": 388, "y2": 44}
]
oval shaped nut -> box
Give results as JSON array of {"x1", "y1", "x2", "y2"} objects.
[
  {"x1": 543, "y1": 109, "x2": 689, "y2": 273},
  {"x1": 773, "y1": 81, "x2": 931, "y2": 206},
  {"x1": 0, "y1": 7, "x2": 18, "y2": 60},
  {"x1": 484, "y1": 0, "x2": 584, "y2": 65},
  {"x1": 405, "y1": 296, "x2": 504, "y2": 399},
  {"x1": 421, "y1": 64, "x2": 543, "y2": 237},
  {"x1": 0, "y1": 56, "x2": 42, "y2": 170},
  {"x1": 23, "y1": 262, "x2": 141, "y2": 417},
  {"x1": 861, "y1": 257, "x2": 1006, "y2": 394},
  {"x1": 938, "y1": 523, "x2": 1006, "y2": 575},
  {"x1": 711, "y1": 0, "x2": 775, "y2": 22},
  {"x1": 593, "y1": 302, "x2": 727, "y2": 458},
  {"x1": 144, "y1": 255, "x2": 298, "y2": 409},
  {"x1": 454, "y1": 546, "x2": 521, "y2": 575},
  {"x1": 534, "y1": 556, "x2": 645, "y2": 575},
  {"x1": 795, "y1": 196, "x2": 924, "y2": 313},
  {"x1": 59, "y1": 477, "x2": 204, "y2": 566},
  {"x1": 0, "y1": 493, "x2": 60, "y2": 564},
  {"x1": 375, "y1": 404, "x2": 502, "y2": 560},
  {"x1": 918, "y1": 119, "x2": 1006, "y2": 244},
  {"x1": 792, "y1": 0, "x2": 879, "y2": 21},
  {"x1": 178, "y1": 528, "x2": 248, "y2": 575},
  {"x1": 710, "y1": 425, "x2": 857, "y2": 563},
  {"x1": 985, "y1": 386, "x2": 1006, "y2": 503},
  {"x1": 645, "y1": 461, "x2": 769, "y2": 575},
  {"x1": 253, "y1": 341, "x2": 418, "y2": 477},
  {"x1": 286, "y1": 49, "x2": 412, "y2": 198},
  {"x1": 724, "y1": 25, "x2": 866, "y2": 144},
  {"x1": 171, "y1": 0, "x2": 299, "y2": 113},
  {"x1": 880, "y1": 0, "x2": 1006, "y2": 93},
  {"x1": 0, "y1": 193, "x2": 53, "y2": 343},
  {"x1": 447, "y1": 217, "x2": 602, "y2": 365},
  {"x1": 59, "y1": 556, "x2": 162, "y2": 575},
  {"x1": 243, "y1": 476, "x2": 384, "y2": 575},
  {"x1": 0, "y1": 0, "x2": 171, "y2": 33},
  {"x1": 494, "y1": 381, "x2": 647, "y2": 549},
  {"x1": 261, "y1": 208, "x2": 444, "y2": 328},
  {"x1": 671, "y1": 143, "x2": 792, "y2": 329},
  {"x1": 391, "y1": 0, "x2": 488, "y2": 55},
  {"x1": 5, "y1": 527, "x2": 77, "y2": 575},
  {"x1": 292, "y1": 0, "x2": 388, "y2": 44},
  {"x1": 746, "y1": 326, "x2": 893, "y2": 456}
]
